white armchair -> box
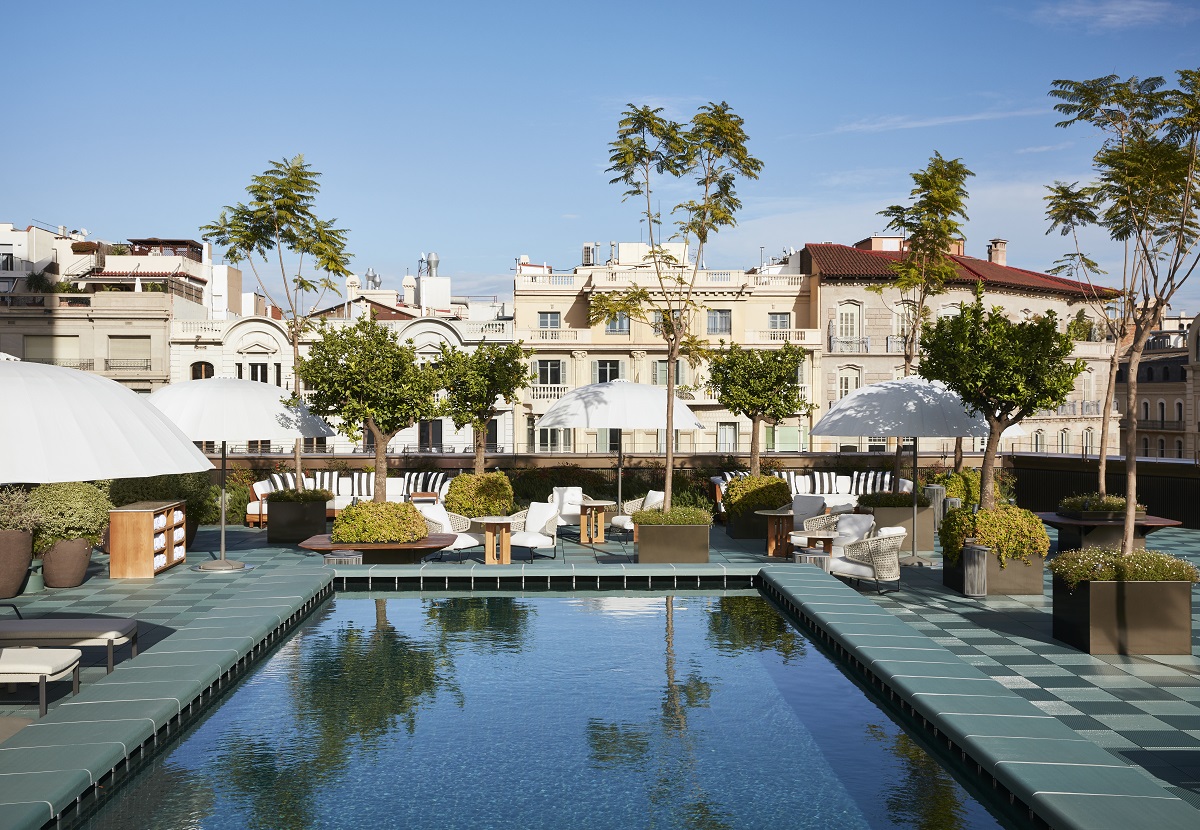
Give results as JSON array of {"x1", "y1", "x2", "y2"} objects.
[
  {"x1": 830, "y1": 513, "x2": 875, "y2": 557},
  {"x1": 415, "y1": 502, "x2": 485, "y2": 559},
  {"x1": 510, "y1": 501, "x2": 561, "y2": 560},
  {"x1": 549, "y1": 487, "x2": 590, "y2": 527},
  {"x1": 610, "y1": 490, "x2": 664, "y2": 540},
  {"x1": 828, "y1": 528, "x2": 906, "y2": 593}
]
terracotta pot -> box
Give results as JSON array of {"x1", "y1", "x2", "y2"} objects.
[
  {"x1": 41, "y1": 538, "x2": 93, "y2": 588},
  {"x1": 0, "y1": 530, "x2": 34, "y2": 599}
]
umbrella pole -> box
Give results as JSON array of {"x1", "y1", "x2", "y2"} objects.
[
  {"x1": 617, "y1": 434, "x2": 624, "y2": 511},
  {"x1": 197, "y1": 440, "x2": 246, "y2": 572},
  {"x1": 899, "y1": 436, "x2": 931, "y2": 568}
]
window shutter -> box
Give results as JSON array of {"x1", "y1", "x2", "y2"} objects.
[
  {"x1": 591, "y1": 360, "x2": 599, "y2": 384},
  {"x1": 619, "y1": 359, "x2": 627, "y2": 380}
]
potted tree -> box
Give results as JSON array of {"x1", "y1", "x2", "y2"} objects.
[
  {"x1": 266, "y1": 488, "x2": 334, "y2": 544},
  {"x1": 939, "y1": 504, "x2": 1049, "y2": 596},
  {"x1": 723, "y1": 475, "x2": 791, "y2": 540},
  {"x1": 857, "y1": 490, "x2": 934, "y2": 551},
  {"x1": 444, "y1": 472, "x2": 514, "y2": 520},
  {"x1": 28, "y1": 482, "x2": 112, "y2": 588},
  {"x1": 632, "y1": 505, "x2": 713, "y2": 564},
  {"x1": 0, "y1": 486, "x2": 41, "y2": 597},
  {"x1": 1048, "y1": 547, "x2": 1198, "y2": 654}
]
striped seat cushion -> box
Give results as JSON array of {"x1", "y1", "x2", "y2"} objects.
[
  {"x1": 268, "y1": 472, "x2": 297, "y2": 491},
  {"x1": 352, "y1": 472, "x2": 374, "y2": 498},
  {"x1": 811, "y1": 470, "x2": 838, "y2": 494},
  {"x1": 852, "y1": 470, "x2": 891, "y2": 495},
  {"x1": 312, "y1": 471, "x2": 339, "y2": 493}
]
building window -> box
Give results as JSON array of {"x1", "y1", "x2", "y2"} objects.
[
  {"x1": 656, "y1": 429, "x2": 682, "y2": 454},
  {"x1": 651, "y1": 360, "x2": 684, "y2": 385},
  {"x1": 717, "y1": 422, "x2": 738, "y2": 453},
  {"x1": 837, "y1": 366, "x2": 861, "y2": 399},
  {"x1": 249, "y1": 363, "x2": 269, "y2": 383},
  {"x1": 1158, "y1": 438, "x2": 1166, "y2": 458},
  {"x1": 528, "y1": 420, "x2": 571, "y2": 453},
  {"x1": 1176, "y1": 401, "x2": 1184, "y2": 421},
  {"x1": 597, "y1": 428, "x2": 621, "y2": 452},
  {"x1": 605, "y1": 313, "x2": 629, "y2": 334},
  {"x1": 1082, "y1": 428, "x2": 1095, "y2": 456},
  {"x1": 593, "y1": 359, "x2": 621, "y2": 383},
  {"x1": 191, "y1": 362, "x2": 214, "y2": 380},
  {"x1": 768, "y1": 312, "x2": 791, "y2": 330},
  {"x1": 1142, "y1": 401, "x2": 1150, "y2": 420},
  {"x1": 538, "y1": 311, "x2": 560, "y2": 329},
  {"x1": 868, "y1": 435, "x2": 888, "y2": 452},
  {"x1": 1058, "y1": 429, "x2": 1070, "y2": 454},
  {"x1": 1141, "y1": 437, "x2": 1150, "y2": 456},
  {"x1": 837, "y1": 302, "x2": 859, "y2": 338},
  {"x1": 419, "y1": 419, "x2": 443, "y2": 451},
  {"x1": 302, "y1": 437, "x2": 327, "y2": 453},
  {"x1": 1177, "y1": 439, "x2": 1185, "y2": 458},
  {"x1": 275, "y1": 363, "x2": 283, "y2": 387},
  {"x1": 1158, "y1": 401, "x2": 1166, "y2": 422},
  {"x1": 1032, "y1": 430, "x2": 1045, "y2": 453},
  {"x1": 248, "y1": 439, "x2": 271, "y2": 454},
  {"x1": 536, "y1": 360, "x2": 563, "y2": 385},
  {"x1": 707, "y1": 309, "x2": 732, "y2": 335},
  {"x1": 652, "y1": 309, "x2": 684, "y2": 336}
]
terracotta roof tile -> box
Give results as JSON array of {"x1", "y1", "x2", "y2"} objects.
[{"x1": 806, "y1": 243, "x2": 1118, "y2": 300}]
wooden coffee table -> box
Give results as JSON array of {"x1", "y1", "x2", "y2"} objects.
[
  {"x1": 579, "y1": 499, "x2": 615, "y2": 545},
  {"x1": 477, "y1": 516, "x2": 515, "y2": 565}
]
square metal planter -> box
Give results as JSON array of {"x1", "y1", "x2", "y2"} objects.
[
  {"x1": 1052, "y1": 576, "x2": 1194, "y2": 654},
  {"x1": 636, "y1": 524, "x2": 711, "y2": 563},
  {"x1": 868, "y1": 506, "x2": 934, "y2": 551},
  {"x1": 943, "y1": 551, "x2": 1045, "y2": 595},
  {"x1": 267, "y1": 502, "x2": 329, "y2": 544}
]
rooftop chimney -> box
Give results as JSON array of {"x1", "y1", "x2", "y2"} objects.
[{"x1": 987, "y1": 239, "x2": 1008, "y2": 266}]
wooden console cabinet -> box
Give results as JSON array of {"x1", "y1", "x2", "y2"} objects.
[{"x1": 109, "y1": 500, "x2": 187, "y2": 578}]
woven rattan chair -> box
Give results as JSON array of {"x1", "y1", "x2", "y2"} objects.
[
  {"x1": 829, "y1": 531, "x2": 906, "y2": 594},
  {"x1": 509, "y1": 503, "x2": 561, "y2": 559},
  {"x1": 418, "y1": 507, "x2": 484, "y2": 561}
]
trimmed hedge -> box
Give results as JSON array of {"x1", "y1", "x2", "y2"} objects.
[
  {"x1": 331, "y1": 501, "x2": 428, "y2": 544},
  {"x1": 109, "y1": 473, "x2": 221, "y2": 525},
  {"x1": 723, "y1": 475, "x2": 791, "y2": 519},
  {"x1": 28, "y1": 482, "x2": 113, "y2": 554},
  {"x1": 631, "y1": 506, "x2": 713, "y2": 526},
  {"x1": 1049, "y1": 547, "x2": 1200, "y2": 589},
  {"x1": 445, "y1": 472, "x2": 514, "y2": 518},
  {"x1": 1057, "y1": 492, "x2": 1146, "y2": 512},
  {"x1": 267, "y1": 488, "x2": 333, "y2": 503},
  {"x1": 857, "y1": 490, "x2": 931, "y2": 508}
]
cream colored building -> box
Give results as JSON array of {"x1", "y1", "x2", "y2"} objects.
[{"x1": 511, "y1": 236, "x2": 1118, "y2": 458}]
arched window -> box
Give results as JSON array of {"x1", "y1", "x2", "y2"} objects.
[
  {"x1": 834, "y1": 302, "x2": 863, "y2": 351},
  {"x1": 1141, "y1": 437, "x2": 1150, "y2": 456},
  {"x1": 1176, "y1": 439, "x2": 1185, "y2": 459},
  {"x1": 1158, "y1": 401, "x2": 1167, "y2": 422},
  {"x1": 1082, "y1": 428, "x2": 1095, "y2": 456},
  {"x1": 1177, "y1": 401, "x2": 1184, "y2": 422},
  {"x1": 1158, "y1": 438, "x2": 1166, "y2": 458},
  {"x1": 1142, "y1": 401, "x2": 1150, "y2": 420},
  {"x1": 1057, "y1": 429, "x2": 1071, "y2": 454},
  {"x1": 837, "y1": 366, "x2": 862, "y2": 399},
  {"x1": 1032, "y1": 430, "x2": 1045, "y2": 453},
  {"x1": 191, "y1": 361, "x2": 214, "y2": 380}
]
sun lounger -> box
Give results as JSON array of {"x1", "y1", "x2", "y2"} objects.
[
  {"x1": 0, "y1": 606, "x2": 137, "y2": 673},
  {"x1": 0, "y1": 647, "x2": 81, "y2": 716}
]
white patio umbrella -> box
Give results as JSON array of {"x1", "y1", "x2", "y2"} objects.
[
  {"x1": 149, "y1": 378, "x2": 335, "y2": 570},
  {"x1": 812, "y1": 376, "x2": 990, "y2": 567},
  {"x1": 0, "y1": 361, "x2": 212, "y2": 484},
  {"x1": 536, "y1": 380, "x2": 704, "y2": 508}
]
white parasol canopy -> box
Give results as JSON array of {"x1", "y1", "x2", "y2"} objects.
[
  {"x1": 0, "y1": 361, "x2": 212, "y2": 484},
  {"x1": 812, "y1": 376, "x2": 989, "y2": 439},
  {"x1": 147, "y1": 377, "x2": 335, "y2": 444},
  {"x1": 148, "y1": 377, "x2": 335, "y2": 570},
  {"x1": 536, "y1": 380, "x2": 703, "y2": 431}
]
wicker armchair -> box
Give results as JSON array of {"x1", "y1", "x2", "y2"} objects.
[
  {"x1": 802, "y1": 513, "x2": 840, "y2": 533},
  {"x1": 418, "y1": 508, "x2": 484, "y2": 560},
  {"x1": 831, "y1": 532, "x2": 905, "y2": 594},
  {"x1": 509, "y1": 504, "x2": 561, "y2": 559},
  {"x1": 422, "y1": 511, "x2": 472, "y2": 536}
]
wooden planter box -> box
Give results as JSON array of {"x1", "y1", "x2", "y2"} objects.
[
  {"x1": 636, "y1": 524, "x2": 710, "y2": 563},
  {"x1": 267, "y1": 501, "x2": 328, "y2": 544},
  {"x1": 1052, "y1": 576, "x2": 1193, "y2": 654},
  {"x1": 868, "y1": 506, "x2": 934, "y2": 551},
  {"x1": 943, "y1": 551, "x2": 1045, "y2": 595},
  {"x1": 725, "y1": 510, "x2": 769, "y2": 540}
]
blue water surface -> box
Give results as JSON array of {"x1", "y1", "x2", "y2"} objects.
[{"x1": 85, "y1": 594, "x2": 1004, "y2": 830}]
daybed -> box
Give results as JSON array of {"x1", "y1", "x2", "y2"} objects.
[
  {"x1": 0, "y1": 646, "x2": 81, "y2": 716},
  {"x1": 246, "y1": 471, "x2": 452, "y2": 527},
  {"x1": 711, "y1": 470, "x2": 914, "y2": 520}
]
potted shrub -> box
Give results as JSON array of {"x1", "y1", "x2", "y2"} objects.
[
  {"x1": 331, "y1": 501, "x2": 429, "y2": 544},
  {"x1": 633, "y1": 505, "x2": 713, "y2": 564},
  {"x1": 266, "y1": 488, "x2": 333, "y2": 544},
  {"x1": 0, "y1": 486, "x2": 41, "y2": 597},
  {"x1": 857, "y1": 491, "x2": 933, "y2": 551},
  {"x1": 28, "y1": 482, "x2": 112, "y2": 588},
  {"x1": 109, "y1": 473, "x2": 220, "y2": 547},
  {"x1": 445, "y1": 472, "x2": 514, "y2": 518},
  {"x1": 1049, "y1": 547, "x2": 1199, "y2": 654},
  {"x1": 939, "y1": 505, "x2": 1050, "y2": 596},
  {"x1": 723, "y1": 475, "x2": 790, "y2": 539}
]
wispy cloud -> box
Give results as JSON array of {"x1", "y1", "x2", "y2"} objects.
[
  {"x1": 1015, "y1": 141, "x2": 1073, "y2": 154},
  {"x1": 561, "y1": 213, "x2": 579, "y2": 220},
  {"x1": 830, "y1": 108, "x2": 1047, "y2": 134},
  {"x1": 1032, "y1": 0, "x2": 1195, "y2": 31}
]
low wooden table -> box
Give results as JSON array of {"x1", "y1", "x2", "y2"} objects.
[
  {"x1": 755, "y1": 508, "x2": 794, "y2": 557},
  {"x1": 477, "y1": 516, "x2": 514, "y2": 565},
  {"x1": 298, "y1": 533, "x2": 456, "y2": 565},
  {"x1": 579, "y1": 499, "x2": 615, "y2": 545},
  {"x1": 1035, "y1": 512, "x2": 1181, "y2": 550},
  {"x1": 798, "y1": 530, "x2": 839, "y2": 554}
]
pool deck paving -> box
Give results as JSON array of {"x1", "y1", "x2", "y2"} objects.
[{"x1": 0, "y1": 522, "x2": 1196, "y2": 828}]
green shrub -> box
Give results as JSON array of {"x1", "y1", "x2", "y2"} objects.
[
  {"x1": 445, "y1": 472, "x2": 514, "y2": 517},
  {"x1": 0, "y1": 486, "x2": 41, "y2": 533},
  {"x1": 508, "y1": 464, "x2": 613, "y2": 503},
  {"x1": 631, "y1": 506, "x2": 713, "y2": 526},
  {"x1": 723, "y1": 475, "x2": 791, "y2": 519},
  {"x1": 938, "y1": 504, "x2": 1049, "y2": 568},
  {"x1": 224, "y1": 484, "x2": 252, "y2": 526},
  {"x1": 266, "y1": 488, "x2": 333, "y2": 503},
  {"x1": 1057, "y1": 492, "x2": 1145, "y2": 513},
  {"x1": 28, "y1": 482, "x2": 113, "y2": 554},
  {"x1": 927, "y1": 469, "x2": 981, "y2": 505},
  {"x1": 1049, "y1": 547, "x2": 1200, "y2": 590},
  {"x1": 331, "y1": 501, "x2": 428, "y2": 544},
  {"x1": 109, "y1": 473, "x2": 221, "y2": 525},
  {"x1": 857, "y1": 490, "x2": 931, "y2": 508}
]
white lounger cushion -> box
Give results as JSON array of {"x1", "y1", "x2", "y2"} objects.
[
  {"x1": 0, "y1": 618, "x2": 136, "y2": 648},
  {"x1": 0, "y1": 647, "x2": 81, "y2": 682}
]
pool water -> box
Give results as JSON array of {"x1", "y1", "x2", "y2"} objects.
[{"x1": 84, "y1": 595, "x2": 1007, "y2": 829}]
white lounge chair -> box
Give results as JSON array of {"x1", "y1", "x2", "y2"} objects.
[
  {"x1": 0, "y1": 646, "x2": 81, "y2": 716},
  {"x1": 0, "y1": 605, "x2": 137, "y2": 674},
  {"x1": 828, "y1": 528, "x2": 907, "y2": 594},
  {"x1": 414, "y1": 503, "x2": 485, "y2": 560},
  {"x1": 509, "y1": 501, "x2": 560, "y2": 560}
]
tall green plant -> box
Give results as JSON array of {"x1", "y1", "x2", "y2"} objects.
[
  {"x1": 200, "y1": 155, "x2": 352, "y2": 485},
  {"x1": 589, "y1": 102, "x2": 762, "y2": 510},
  {"x1": 1044, "y1": 70, "x2": 1200, "y2": 551},
  {"x1": 296, "y1": 316, "x2": 439, "y2": 501},
  {"x1": 435, "y1": 342, "x2": 531, "y2": 475}
]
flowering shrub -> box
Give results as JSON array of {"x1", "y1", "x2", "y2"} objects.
[
  {"x1": 1048, "y1": 547, "x2": 1199, "y2": 590},
  {"x1": 1057, "y1": 492, "x2": 1146, "y2": 513},
  {"x1": 331, "y1": 501, "x2": 427, "y2": 544}
]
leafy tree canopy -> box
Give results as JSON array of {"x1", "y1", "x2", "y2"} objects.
[{"x1": 435, "y1": 342, "x2": 531, "y2": 474}]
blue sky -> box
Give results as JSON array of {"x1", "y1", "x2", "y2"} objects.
[{"x1": 7, "y1": 1, "x2": 1200, "y2": 311}]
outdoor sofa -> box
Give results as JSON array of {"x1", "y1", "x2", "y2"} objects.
[
  {"x1": 711, "y1": 470, "x2": 914, "y2": 520},
  {"x1": 246, "y1": 471, "x2": 452, "y2": 527}
]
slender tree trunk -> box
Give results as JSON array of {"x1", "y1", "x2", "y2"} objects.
[
  {"x1": 474, "y1": 425, "x2": 487, "y2": 476},
  {"x1": 953, "y1": 437, "x2": 964, "y2": 472},
  {"x1": 1122, "y1": 342, "x2": 1146, "y2": 555},
  {"x1": 292, "y1": 339, "x2": 306, "y2": 489},
  {"x1": 749, "y1": 415, "x2": 762, "y2": 477},
  {"x1": 979, "y1": 420, "x2": 1004, "y2": 511},
  {"x1": 891, "y1": 443, "x2": 904, "y2": 492},
  {"x1": 1096, "y1": 348, "x2": 1120, "y2": 497},
  {"x1": 368, "y1": 419, "x2": 392, "y2": 503},
  {"x1": 663, "y1": 342, "x2": 676, "y2": 511}
]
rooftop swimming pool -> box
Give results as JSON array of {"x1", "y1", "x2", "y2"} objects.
[{"x1": 83, "y1": 594, "x2": 1010, "y2": 829}]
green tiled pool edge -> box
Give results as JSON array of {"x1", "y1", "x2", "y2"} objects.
[
  {"x1": 0, "y1": 572, "x2": 334, "y2": 830},
  {"x1": 759, "y1": 565, "x2": 1200, "y2": 830}
]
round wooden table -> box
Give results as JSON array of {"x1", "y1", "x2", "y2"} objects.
[{"x1": 754, "y1": 508, "x2": 794, "y2": 557}]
